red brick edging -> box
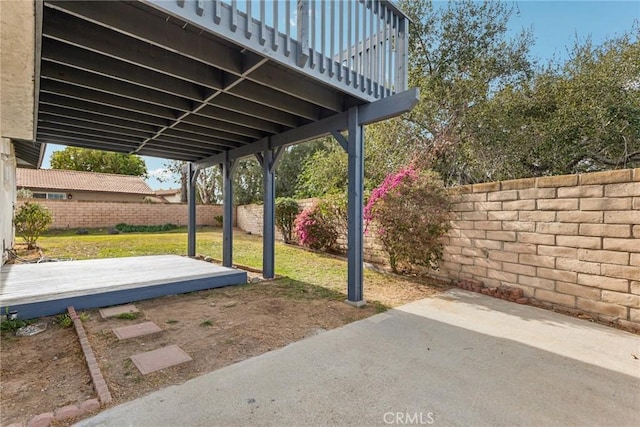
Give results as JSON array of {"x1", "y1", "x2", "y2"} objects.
[
  {"x1": 7, "y1": 307, "x2": 111, "y2": 427},
  {"x1": 67, "y1": 306, "x2": 113, "y2": 405},
  {"x1": 457, "y1": 279, "x2": 528, "y2": 304}
]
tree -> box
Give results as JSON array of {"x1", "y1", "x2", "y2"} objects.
[
  {"x1": 162, "y1": 160, "x2": 222, "y2": 204},
  {"x1": 275, "y1": 140, "x2": 328, "y2": 198},
  {"x1": 465, "y1": 30, "x2": 640, "y2": 178},
  {"x1": 397, "y1": 0, "x2": 534, "y2": 185},
  {"x1": 50, "y1": 147, "x2": 147, "y2": 177}
]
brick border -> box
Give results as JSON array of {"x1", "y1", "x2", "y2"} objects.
[
  {"x1": 6, "y1": 308, "x2": 109, "y2": 427},
  {"x1": 67, "y1": 306, "x2": 112, "y2": 405}
]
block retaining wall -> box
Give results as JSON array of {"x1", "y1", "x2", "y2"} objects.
[
  {"x1": 16, "y1": 199, "x2": 230, "y2": 229},
  {"x1": 437, "y1": 169, "x2": 639, "y2": 330},
  {"x1": 236, "y1": 169, "x2": 639, "y2": 330}
]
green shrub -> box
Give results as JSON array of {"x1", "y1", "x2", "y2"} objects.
[
  {"x1": 114, "y1": 223, "x2": 178, "y2": 233},
  {"x1": 364, "y1": 166, "x2": 451, "y2": 272},
  {"x1": 214, "y1": 215, "x2": 223, "y2": 226},
  {"x1": 275, "y1": 198, "x2": 300, "y2": 243},
  {"x1": 14, "y1": 202, "x2": 53, "y2": 249}
]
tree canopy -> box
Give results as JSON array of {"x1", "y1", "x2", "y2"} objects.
[{"x1": 50, "y1": 147, "x2": 147, "y2": 177}]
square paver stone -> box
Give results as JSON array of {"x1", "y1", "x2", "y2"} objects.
[
  {"x1": 130, "y1": 345, "x2": 192, "y2": 375},
  {"x1": 99, "y1": 304, "x2": 139, "y2": 319},
  {"x1": 113, "y1": 321, "x2": 162, "y2": 340}
]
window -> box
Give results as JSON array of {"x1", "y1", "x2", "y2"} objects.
[{"x1": 33, "y1": 192, "x2": 66, "y2": 200}]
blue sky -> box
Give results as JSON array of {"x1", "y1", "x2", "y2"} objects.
[{"x1": 41, "y1": 0, "x2": 640, "y2": 190}]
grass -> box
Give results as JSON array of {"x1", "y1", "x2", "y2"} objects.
[
  {"x1": 38, "y1": 228, "x2": 445, "y2": 307},
  {"x1": 200, "y1": 319, "x2": 213, "y2": 327},
  {"x1": 117, "y1": 312, "x2": 140, "y2": 320}
]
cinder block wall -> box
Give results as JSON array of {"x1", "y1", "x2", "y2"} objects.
[
  {"x1": 15, "y1": 199, "x2": 229, "y2": 229},
  {"x1": 437, "y1": 169, "x2": 639, "y2": 330}
]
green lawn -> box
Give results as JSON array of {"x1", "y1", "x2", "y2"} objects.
[{"x1": 37, "y1": 227, "x2": 446, "y2": 307}]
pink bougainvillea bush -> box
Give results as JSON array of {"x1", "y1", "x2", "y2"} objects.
[
  {"x1": 294, "y1": 202, "x2": 339, "y2": 251},
  {"x1": 364, "y1": 166, "x2": 451, "y2": 272}
]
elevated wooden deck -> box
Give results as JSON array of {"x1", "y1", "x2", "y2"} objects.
[{"x1": 0, "y1": 255, "x2": 247, "y2": 319}]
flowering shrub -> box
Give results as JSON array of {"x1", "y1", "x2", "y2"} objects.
[
  {"x1": 364, "y1": 166, "x2": 451, "y2": 272},
  {"x1": 294, "y1": 202, "x2": 339, "y2": 251}
]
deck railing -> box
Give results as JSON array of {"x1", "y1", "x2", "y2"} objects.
[{"x1": 156, "y1": 0, "x2": 409, "y2": 101}]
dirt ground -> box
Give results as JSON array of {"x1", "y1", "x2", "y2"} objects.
[
  {"x1": 0, "y1": 319, "x2": 94, "y2": 425},
  {"x1": 0, "y1": 272, "x2": 445, "y2": 426}
]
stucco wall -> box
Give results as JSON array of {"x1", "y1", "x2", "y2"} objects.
[
  {"x1": 1, "y1": 0, "x2": 36, "y2": 140},
  {"x1": 15, "y1": 199, "x2": 232, "y2": 229},
  {"x1": 1, "y1": 139, "x2": 17, "y2": 262}
]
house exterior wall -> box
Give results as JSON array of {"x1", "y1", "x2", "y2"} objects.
[
  {"x1": 1, "y1": 139, "x2": 17, "y2": 263},
  {"x1": 15, "y1": 199, "x2": 232, "y2": 229},
  {"x1": 20, "y1": 188, "x2": 150, "y2": 203},
  {"x1": 1, "y1": 0, "x2": 36, "y2": 141}
]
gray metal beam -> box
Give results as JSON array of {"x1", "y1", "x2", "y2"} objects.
[
  {"x1": 194, "y1": 88, "x2": 419, "y2": 169},
  {"x1": 37, "y1": 125, "x2": 142, "y2": 145},
  {"x1": 41, "y1": 61, "x2": 195, "y2": 112},
  {"x1": 39, "y1": 105, "x2": 160, "y2": 134},
  {"x1": 37, "y1": 136, "x2": 137, "y2": 153},
  {"x1": 39, "y1": 93, "x2": 171, "y2": 127},
  {"x1": 42, "y1": 8, "x2": 224, "y2": 90},
  {"x1": 41, "y1": 38, "x2": 205, "y2": 101},
  {"x1": 346, "y1": 107, "x2": 364, "y2": 305},
  {"x1": 136, "y1": 147, "x2": 201, "y2": 162},
  {"x1": 262, "y1": 146, "x2": 275, "y2": 279},
  {"x1": 193, "y1": 106, "x2": 282, "y2": 134},
  {"x1": 47, "y1": 1, "x2": 244, "y2": 75},
  {"x1": 49, "y1": 1, "x2": 345, "y2": 113},
  {"x1": 40, "y1": 79, "x2": 177, "y2": 120},
  {"x1": 38, "y1": 114, "x2": 153, "y2": 139},
  {"x1": 187, "y1": 162, "x2": 197, "y2": 257},
  {"x1": 222, "y1": 157, "x2": 236, "y2": 267},
  {"x1": 174, "y1": 119, "x2": 263, "y2": 140},
  {"x1": 229, "y1": 81, "x2": 322, "y2": 121},
  {"x1": 211, "y1": 94, "x2": 300, "y2": 128},
  {"x1": 161, "y1": 128, "x2": 247, "y2": 147}
]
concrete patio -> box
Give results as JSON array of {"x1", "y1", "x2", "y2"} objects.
[{"x1": 77, "y1": 289, "x2": 640, "y2": 426}]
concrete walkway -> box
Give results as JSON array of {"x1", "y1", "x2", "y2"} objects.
[{"x1": 78, "y1": 290, "x2": 640, "y2": 427}]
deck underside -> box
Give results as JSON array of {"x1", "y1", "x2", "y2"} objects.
[{"x1": 0, "y1": 255, "x2": 247, "y2": 319}]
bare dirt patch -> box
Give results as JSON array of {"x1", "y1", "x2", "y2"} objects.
[
  {"x1": 0, "y1": 319, "x2": 94, "y2": 425},
  {"x1": 0, "y1": 271, "x2": 447, "y2": 425}
]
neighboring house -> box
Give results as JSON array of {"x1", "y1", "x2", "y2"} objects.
[
  {"x1": 16, "y1": 169, "x2": 154, "y2": 203},
  {"x1": 152, "y1": 188, "x2": 182, "y2": 204}
]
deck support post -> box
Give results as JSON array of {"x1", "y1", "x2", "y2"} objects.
[
  {"x1": 262, "y1": 146, "x2": 276, "y2": 279},
  {"x1": 222, "y1": 156, "x2": 236, "y2": 267},
  {"x1": 346, "y1": 106, "x2": 365, "y2": 306},
  {"x1": 187, "y1": 162, "x2": 198, "y2": 257}
]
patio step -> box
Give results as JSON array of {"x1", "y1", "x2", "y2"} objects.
[
  {"x1": 99, "y1": 304, "x2": 139, "y2": 319},
  {"x1": 130, "y1": 344, "x2": 192, "y2": 375},
  {"x1": 112, "y1": 321, "x2": 162, "y2": 340}
]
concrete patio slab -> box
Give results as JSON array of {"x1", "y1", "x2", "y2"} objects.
[
  {"x1": 78, "y1": 290, "x2": 640, "y2": 427},
  {"x1": 130, "y1": 345, "x2": 192, "y2": 375},
  {"x1": 99, "y1": 304, "x2": 139, "y2": 319},
  {"x1": 112, "y1": 322, "x2": 162, "y2": 340}
]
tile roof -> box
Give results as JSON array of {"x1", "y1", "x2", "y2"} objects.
[{"x1": 16, "y1": 168, "x2": 154, "y2": 195}]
